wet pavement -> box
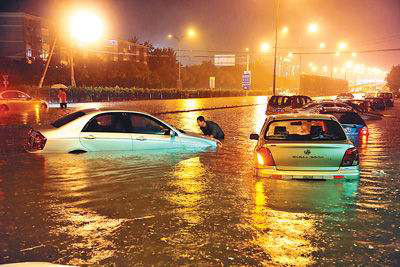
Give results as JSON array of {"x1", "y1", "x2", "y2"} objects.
[{"x1": 0, "y1": 96, "x2": 399, "y2": 266}]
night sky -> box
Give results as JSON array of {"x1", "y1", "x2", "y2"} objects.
[{"x1": 1, "y1": 0, "x2": 400, "y2": 69}]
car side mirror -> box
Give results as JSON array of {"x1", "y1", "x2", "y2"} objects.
[{"x1": 250, "y1": 134, "x2": 259, "y2": 140}]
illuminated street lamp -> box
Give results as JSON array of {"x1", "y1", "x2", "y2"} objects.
[
  {"x1": 319, "y1": 42, "x2": 326, "y2": 49},
  {"x1": 39, "y1": 9, "x2": 105, "y2": 88},
  {"x1": 308, "y1": 23, "x2": 319, "y2": 33},
  {"x1": 338, "y1": 41, "x2": 348, "y2": 50},
  {"x1": 281, "y1": 26, "x2": 289, "y2": 34},
  {"x1": 167, "y1": 28, "x2": 197, "y2": 89},
  {"x1": 260, "y1": 42, "x2": 270, "y2": 53}
]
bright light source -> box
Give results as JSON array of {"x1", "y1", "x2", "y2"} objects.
[
  {"x1": 187, "y1": 28, "x2": 196, "y2": 38},
  {"x1": 69, "y1": 10, "x2": 104, "y2": 44},
  {"x1": 346, "y1": 60, "x2": 353, "y2": 68},
  {"x1": 308, "y1": 23, "x2": 319, "y2": 33},
  {"x1": 352, "y1": 52, "x2": 357, "y2": 58},
  {"x1": 333, "y1": 67, "x2": 338, "y2": 73},
  {"x1": 167, "y1": 34, "x2": 173, "y2": 39},
  {"x1": 319, "y1": 42, "x2": 326, "y2": 49},
  {"x1": 311, "y1": 65, "x2": 318, "y2": 72},
  {"x1": 308, "y1": 62, "x2": 314, "y2": 67},
  {"x1": 338, "y1": 41, "x2": 348, "y2": 50},
  {"x1": 260, "y1": 42, "x2": 270, "y2": 53},
  {"x1": 335, "y1": 51, "x2": 340, "y2": 57},
  {"x1": 288, "y1": 52, "x2": 293, "y2": 58},
  {"x1": 245, "y1": 47, "x2": 249, "y2": 52},
  {"x1": 322, "y1": 65, "x2": 328, "y2": 72},
  {"x1": 281, "y1": 26, "x2": 289, "y2": 34}
]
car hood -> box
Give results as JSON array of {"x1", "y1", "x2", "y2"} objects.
[{"x1": 179, "y1": 131, "x2": 218, "y2": 146}]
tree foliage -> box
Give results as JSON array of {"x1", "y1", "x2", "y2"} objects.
[{"x1": 386, "y1": 65, "x2": 400, "y2": 92}]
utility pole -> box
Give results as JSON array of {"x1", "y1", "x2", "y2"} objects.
[
  {"x1": 38, "y1": 37, "x2": 57, "y2": 88},
  {"x1": 272, "y1": 0, "x2": 280, "y2": 96},
  {"x1": 70, "y1": 48, "x2": 76, "y2": 87}
]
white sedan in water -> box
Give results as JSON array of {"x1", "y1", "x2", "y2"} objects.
[
  {"x1": 26, "y1": 109, "x2": 217, "y2": 153},
  {"x1": 0, "y1": 90, "x2": 48, "y2": 112}
]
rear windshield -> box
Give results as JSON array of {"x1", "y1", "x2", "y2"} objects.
[
  {"x1": 327, "y1": 112, "x2": 366, "y2": 126},
  {"x1": 264, "y1": 119, "x2": 347, "y2": 141},
  {"x1": 51, "y1": 111, "x2": 86, "y2": 128}
]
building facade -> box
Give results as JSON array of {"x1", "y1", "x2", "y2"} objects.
[{"x1": 0, "y1": 12, "x2": 51, "y2": 61}]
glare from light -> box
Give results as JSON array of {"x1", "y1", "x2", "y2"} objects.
[
  {"x1": 311, "y1": 65, "x2": 318, "y2": 72},
  {"x1": 319, "y1": 42, "x2": 326, "y2": 49},
  {"x1": 257, "y1": 153, "x2": 265, "y2": 165},
  {"x1": 308, "y1": 62, "x2": 314, "y2": 67},
  {"x1": 338, "y1": 41, "x2": 348, "y2": 50},
  {"x1": 335, "y1": 51, "x2": 340, "y2": 57},
  {"x1": 322, "y1": 65, "x2": 328, "y2": 72},
  {"x1": 308, "y1": 23, "x2": 319, "y2": 33},
  {"x1": 187, "y1": 28, "x2": 196, "y2": 38},
  {"x1": 288, "y1": 52, "x2": 293, "y2": 58},
  {"x1": 69, "y1": 10, "x2": 104, "y2": 44},
  {"x1": 260, "y1": 42, "x2": 270, "y2": 53},
  {"x1": 245, "y1": 47, "x2": 250, "y2": 52},
  {"x1": 167, "y1": 34, "x2": 173, "y2": 39},
  {"x1": 333, "y1": 67, "x2": 338, "y2": 73},
  {"x1": 352, "y1": 52, "x2": 357, "y2": 58},
  {"x1": 281, "y1": 26, "x2": 289, "y2": 34},
  {"x1": 346, "y1": 60, "x2": 353, "y2": 68}
]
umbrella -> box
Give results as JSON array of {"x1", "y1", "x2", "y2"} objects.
[{"x1": 51, "y1": 84, "x2": 68, "y2": 89}]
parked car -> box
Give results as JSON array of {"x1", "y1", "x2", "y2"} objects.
[
  {"x1": 266, "y1": 95, "x2": 312, "y2": 115},
  {"x1": 249, "y1": 113, "x2": 360, "y2": 180},
  {"x1": 319, "y1": 108, "x2": 368, "y2": 145},
  {"x1": 0, "y1": 90, "x2": 48, "y2": 112},
  {"x1": 299, "y1": 100, "x2": 353, "y2": 113},
  {"x1": 336, "y1": 93, "x2": 354, "y2": 100},
  {"x1": 377, "y1": 92, "x2": 394, "y2": 107},
  {"x1": 25, "y1": 109, "x2": 218, "y2": 153},
  {"x1": 365, "y1": 97, "x2": 386, "y2": 111}
]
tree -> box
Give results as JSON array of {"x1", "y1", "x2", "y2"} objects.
[{"x1": 386, "y1": 65, "x2": 400, "y2": 92}]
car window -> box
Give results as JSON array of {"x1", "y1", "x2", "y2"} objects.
[
  {"x1": 51, "y1": 111, "x2": 87, "y2": 128},
  {"x1": 83, "y1": 113, "x2": 128, "y2": 133},
  {"x1": 17, "y1": 92, "x2": 29, "y2": 99},
  {"x1": 322, "y1": 102, "x2": 335, "y2": 107},
  {"x1": 303, "y1": 102, "x2": 318, "y2": 109},
  {"x1": 128, "y1": 113, "x2": 169, "y2": 135},
  {"x1": 1, "y1": 91, "x2": 19, "y2": 99},
  {"x1": 264, "y1": 119, "x2": 347, "y2": 141}
]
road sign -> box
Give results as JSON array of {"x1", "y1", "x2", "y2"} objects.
[{"x1": 242, "y1": 71, "x2": 251, "y2": 90}]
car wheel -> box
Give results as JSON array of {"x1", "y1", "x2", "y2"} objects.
[{"x1": 0, "y1": 104, "x2": 9, "y2": 112}]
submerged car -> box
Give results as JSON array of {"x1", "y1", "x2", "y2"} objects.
[
  {"x1": 365, "y1": 97, "x2": 386, "y2": 111},
  {"x1": 266, "y1": 95, "x2": 312, "y2": 115},
  {"x1": 336, "y1": 93, "x2": 354, "y2": 101},
  {"x1": 319, "y1": 108, "x2": 368, "y2": 145},
  {"x1": 377, "y1": 92, "x2": 394, "y2": 107},
  {"x1": 26, "y1": 109, "x2": 218, "y2": 153},
  {"x1": 0, "y1": 90, "x2": 48, "y2": 112},
  {"x1": 250, "y1": 113, "x2": 360, "y2": 180},
  {"x1": 299, "y1": 100, "x2": 353, "y2": 113}
]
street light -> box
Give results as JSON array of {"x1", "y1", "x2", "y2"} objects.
[
  {"x1": 319, "y1": 42, "x2": 326, "y2": 49},
  {"x1": 281, "y1": 26, "x2": 289, "y2": 34},
  {"x1": 260, "y1": 42, "x2": 270, "y2": 53},
  {"x1": 307, "y1": 23, "x2": 319, "y2": 33},
  {"x1": 167, "y1": 28, "x2": 197, "y2": 89},
  {"x1": 338, "y1": 41, "x2": 348, "y2": 50}
]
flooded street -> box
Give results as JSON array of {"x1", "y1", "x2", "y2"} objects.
[{"x1": 0, "y1": 96, "x2": 399, "y2": 265}]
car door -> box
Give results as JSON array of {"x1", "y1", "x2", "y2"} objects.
[
  {"x1": 79, "y1": 112, "x2": 133, "y2": 151},
  {"x1": 17, "y1": 91, "x2": 33, "y2": 109},
  {"x1": 127, "y1": 113, "x2": 181, "y2": 150}
]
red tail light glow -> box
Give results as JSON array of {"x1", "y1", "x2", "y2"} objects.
[
  {"x1": 341, "y1": 147, "x2": 359, "y2": 167},
  {"x1": 256, "y1": 147, "x2": 276, "y2": 167}
]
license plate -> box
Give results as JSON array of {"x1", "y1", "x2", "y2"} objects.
[{"x1": 291, "y1": 175, "x2": 323, "y2": 179}]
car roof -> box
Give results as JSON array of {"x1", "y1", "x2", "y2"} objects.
[
  {"x1": 79, "y1": 108, "x2": 155, "y2": 117},
  {"x1": 269, "y1": 113, "x2": 336, "y2": 120}
]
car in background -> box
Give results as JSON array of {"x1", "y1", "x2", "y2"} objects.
[
  {"x1": 249, "y1": 113, "x2": 360, "y2": 180},
  {"x1": 266, "y1": 95, "x2": 312, "y2": 115},
  {"x1": 0, "y1": 90, "x2": 48, "y2": 112},
  {"x1": 344, "y1": 99, "x2": 383, "y2": 120},
  {"x1": 25, "y1": 109, "x2": 218, "y2": 153},
  {"x1": 377, "y1": 92, "x2": 394, "y2": 107},
  {"x1": 299, "y1": 100, "x2": 353, "y2": 113},
  {"x1": 336, "y1": 93, "x2": 354, "y2": 101},
  {"x1": 365, "y1": 97, "x2": 386, "y2": 111},
  {"x1": 319, "y1": 108, "x2": 368, "y2": 145}
]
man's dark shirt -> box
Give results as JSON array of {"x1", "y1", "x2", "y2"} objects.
[{"x1": 200, "y1": 120, "x2": 225, "y2": 141}]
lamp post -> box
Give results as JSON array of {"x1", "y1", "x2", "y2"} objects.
[
  {"x1": 168, "y1": 28, "x2": 196, "y2": 89},
  {"x1": 38, "y1": 37, "x2": 57, "y2": 88},
  {"x1": 272, "y1": 0, "x2": 280, "y2": 96}
]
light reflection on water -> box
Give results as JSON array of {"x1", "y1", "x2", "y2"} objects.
[{"x1": 0, "y1": 97, "x2": 400, "y2": 265}]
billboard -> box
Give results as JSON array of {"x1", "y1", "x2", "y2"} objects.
[{"x1": 214, "y1": 54, "x2": 235, "y2": 66}]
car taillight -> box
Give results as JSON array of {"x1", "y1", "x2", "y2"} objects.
[
  {"x1": 29, "y1": 130, "x2": 47, "y2": 150},
  {"x1": 341, "y1": 147, "x2": 359, "y2": 167},
  {"x1": 256, "y1": 147, "x2": 276, "y2": 167}
]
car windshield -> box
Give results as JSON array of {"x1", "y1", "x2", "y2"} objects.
[
  {"x1": 51, "y1": 111, "x2": 86, "y2": 128},
  {"x1": 302, "y1": 102, "x2": 318, "y2": 109},
  {"x1": 264, "y1": 119, "x2": 347, "y2": 141}
]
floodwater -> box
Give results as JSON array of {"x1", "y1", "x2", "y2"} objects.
[{"x1": 0, "y1": 96, "x2": 399, "y2": 266}]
